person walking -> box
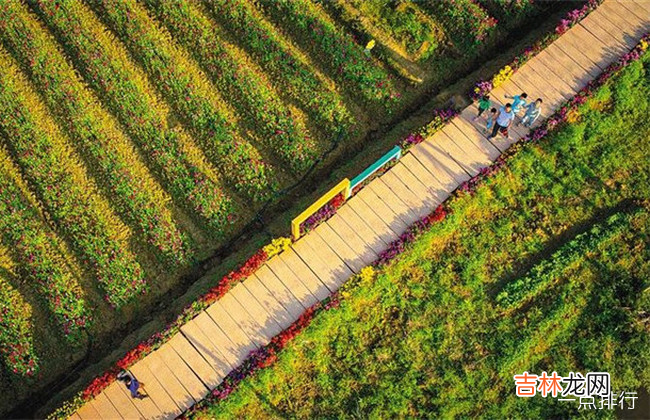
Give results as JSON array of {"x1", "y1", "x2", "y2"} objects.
[
  {"x1": 472, "y1": 94, "x2": 492, "y2": 122},
  {"x1": 519, "y1": 98, "x2": 543, "y2": 128},
  {"x1": 505, "y1": 92, "x2": 528, "y2": 115},
  {"x1": 484, "y1": 107, "x2": 497, "y2": 134},
  {"x1": 117, "y1": 370, "x2": 147, "y2": 399},
  {"x1": 488, "y1": 103, "x2": 515, "y2": 139}
]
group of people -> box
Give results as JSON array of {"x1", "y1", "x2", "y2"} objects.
[{"x1": 472, "y1": 92, "x2": 543, "y2": 139}]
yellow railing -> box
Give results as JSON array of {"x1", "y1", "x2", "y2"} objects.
[{"x1": 291, "y1": 178, "x2": 351, "y2": 240}]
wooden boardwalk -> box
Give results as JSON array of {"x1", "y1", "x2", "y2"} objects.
[{"x1": 71, "y1": 1, "x2": 649, "y2": 418}]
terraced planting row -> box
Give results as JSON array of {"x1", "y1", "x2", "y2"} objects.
[{"x1": 0, "y1": 0, "x2": 558, "y2": 414}]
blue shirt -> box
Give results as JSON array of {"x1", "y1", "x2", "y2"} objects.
[
  {"x1": 496, "y1": 107, "x2": 515, "y2": 127},
  {"x1": 524, "y1": 103, "x2": 541, "y2": 118},
  {"x1": 511, "y1": 95, "x2": 527, "y2": 112}
]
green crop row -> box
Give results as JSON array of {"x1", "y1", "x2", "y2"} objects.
[
  {"x1": 202, "y1": 0, "x2": 354, "y2": 140},
  {"x1": 496, "y1": 211, "x2": 634, "y2": 310},
  {"x1": 144, "y1": 0, "x2": 318, "y2": 173},
  {"x1": 0, "y1": 1, "x2": 189, "y2": 263},
  {"x1": 0, "y1": 266, "x2": 37, "y2": 376},
  {"x1": 92, "y1": 0, "x2": 274, "y2": 201},
  {"x1": 29, "y1": 0, "x2": 238, "y2": 235},
  {"x1": 0, "y1": 49, "x2": 145, "y2": 308},
  {"x1": 261, "y1": 0, "x2": 400, "y2": 104},
  {"x1": 0, "y1": 150, "x2": 88, "y2": 339}
]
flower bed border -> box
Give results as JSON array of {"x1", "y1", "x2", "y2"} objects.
[{"x1": 181, "y1": 33, "x2": 650, "y2": 419}]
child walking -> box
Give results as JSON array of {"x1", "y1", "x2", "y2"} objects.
[
  {"x1": 505, "y1": 92, "x2": 528, "y2": 115},
  {"x1": 484, "y1": 107, "x2": 497, "y2": 134},
  {"x1": 472, "y1": 95, "x2": 492, "y2": 122},
  {"x1": 519, "y1": 98, "x2": 543, "y2": 128},
  {"x1": 117, "y1": 370, "x2": 147, "y2": 399}
]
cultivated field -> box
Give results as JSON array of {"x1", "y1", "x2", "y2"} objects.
[{"x1": 0, "y1": 0, "x2": 553, "y2": 413}]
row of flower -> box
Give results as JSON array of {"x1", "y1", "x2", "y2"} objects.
[
  {"x1": 92, "y1": 0, "x2": 275, "y2": 202},
  {"x1": 0, "y1": 1, "x2": 190, "y2": 264},
  {"x1": 202, "y1": 0, "x2": 354, "y2": 143},
  {"x1": 33, "y1": 0, "x2": 237, "y2": 236},
  {"x1": 257, "y1": 0, "x2": 401, "y2": 104},
  {"x1": 496, "y1": 211, "x2": 635, "y2": 311},
  {"x1": 471, "y1": 0, "x2": 602, "y2": 99},
  {"x1": 143, "y1": 0, "x2": 318, "y2": 174},
  {"x1": 425, "y1": 0, "x2": 497, "y2": 49},
  {"x1": 47, "y1": 236, "x2": 294, "y2": 418},
  {"x1": 0, "y1": 49, "x2": 146, "y2": 308},
  {"x1": 180, "y1": 32, "x2": 650, "y2": 417},
  {"x1": 0, "y1": 152, "x2": 89, "y2": 344},
  {"x1": 0, "y1": 271, "x2": 37, "y2": 377}
]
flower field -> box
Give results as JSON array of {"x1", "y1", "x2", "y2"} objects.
[
  {"x1": 0, "y1": 0, "x2": 562, "y2": 414},
  {"x1": 188, "y1": 49, "x2": 650, "y2": 418}
]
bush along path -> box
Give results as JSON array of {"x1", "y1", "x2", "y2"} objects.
[{"x1": 54, "y1": 1, "x2": 649, "y2": 418}]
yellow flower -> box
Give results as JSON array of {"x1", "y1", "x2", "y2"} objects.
[
  {"x1": 639, "y1": 39, "x2": 648, "y2": 51},
  {"x1": 263, "y1": 236, "x2": 292, "y2": 258}
]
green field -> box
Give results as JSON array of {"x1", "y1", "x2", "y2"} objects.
[
  {"x1": 0, "y1": 0, "x2": 564, "y2": 412},
  {"x1": 189, "y1": 50, "x2": 650, "y2": 419}
]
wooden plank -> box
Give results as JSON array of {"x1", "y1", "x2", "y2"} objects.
[
  {"x1": 290, "y1": 237, "x2": 339, "y2": 293},
  {"x1": 380, "y1": 169, "x2": 430, "y2": 219},
  {"x1": 130, "y1": 357, "x2": 181, "y2": 420},
  {"x1": 555, "y1": 26, "x2": 607, "y2": 72},
  {"x1": 103, "y1": 381, "x2": 141, "y2": 419},
  {"x1": 121, "y1": 364, "x2": 165, "y2": 420},
  {"x1": 570, "y1": 24, "x2": 619, "y2": 69},
  {"x1": 76, "y1": 399, "x2": 102, "y2": 420},
  {"x1": 453, "y1": 110, "x2": 509, "y2": 154},
  {"x1": 252, "y1": 267, "x2": 306, "y2": 319},
  {"x1": 553, "y1": 36, "x2": 602, "y2": 78},
  {"x1": 276, "y1": 247, "x2": 331, "y2": 300},
  {"x1": 324, "y1": 213, "x2": 378, "y2": 265},
  {"x1": 89, "y1": 393, "x2": 121, "y2": 419},
  {"x1": 242, "y1": 274, "x2": 295, "y2": 329},
  {"x1": 296, "y1": 231, "x2": 353, "y2": 289},
  {"x1": 579, "y1": 15, "x2": 628, "y2": 55},
  {"x1": 156, "y1": 342, "x2": 209, "y2": 403},
  {"x1": 191, "y1": 311, "x2": 240, "y2": 369},
  {"x1": 372, "y1": 176, "x2": 420, "y2": 224},
  {"x1": 360, "y1": 181, "x2": 411, "y2": 231},
  {"x1": 266, "y1": 252, "x2": 320, "y2": 306},
  {"x1": 69, "y1": 413, "x2": 83, "y2": 420},
  {"x1": 218, "y1": 291, "x2": 270, "y2": 347},
  {"x1": 144, "y1": 351, "x2": 194, "y2": 414},
  {"x1": 598, "y1": 2, "x2": 649, "y2": 46},
  {"x1": 390, "y1": 161, "x2": 441, "y2": 211},
  {"x1": 181, "y1": 317, "x2": 230, "y2": 378},
  {"x1": 436, "y1": 130, "x2": 485, "y2": 176},
  {"x1": 335, "y1": 203, "x2": 389, "y2": 253},
  {"x1": 409, "y1": 142, "x2": 465, "y2": 189},
  {"x1": 398, "y1": 153, "x2": 450, "y2": 204},
  {"x1": 533, "y1": 49, "x2": 585, "y2": 92},
  {"x1": 168, "y1": 334, "x2": 220, "y2": 390},
  {"x1": 615, "y1": 0, "x2": 650, "y2": 21},
  {"x1": 313, "y1": 222, "x2": 366, "y2": 273},
  {"x1": 229, "y1": 282, "x2": 284, "y2": 337},
  {"x1": 206, "y1": 300, "x2": 260, "y2": 362},
  {"x1": 345, "y1": 192, "x2": 396, "y2": 245},
  {"x1": 542, "y1": 44, "x2": 595, "y2": 90},
  {"x1": 526, "y1": 57, "x2": 575, "y2": 101}
]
